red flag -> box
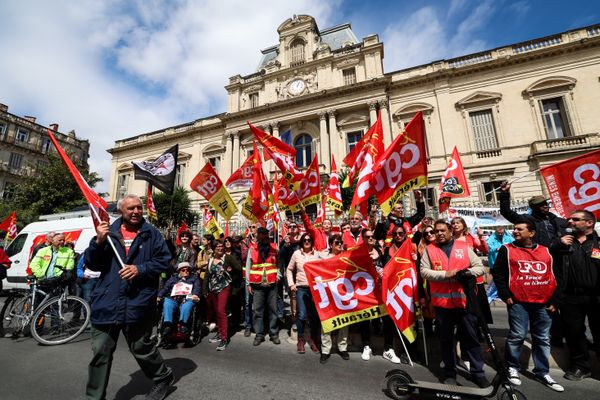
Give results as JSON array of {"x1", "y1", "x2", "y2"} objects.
[
  {"x1": 326, "y1": 155, "x2": 344, "y2": 214},
  {"x1": 382, "y1": 239, "x2": 419, "y2": 343},
  {"x1": 175, "y1": 222, "x2": 189, "y2": 245},
  {"x1": 242, "y1": 143, "x2": 271, "y2": 222},
  {"x1": 295, "y1": 154, "x2": 321, "y2": 207},
  {"x1": 146, "y1": 186, "x2": 158, "y2": 222},
  {"x1": 540, "y1": 149, "x2": 600, "y2": 218},
  {"x1": 438, "y1": 147, "x2": 471, "y2": 213},
  {"x1": 0, "y1": 211, "x2": 17, "y2": 241},
  {"x1": 304, "y1": 244, "x2": 387, "y2": 333},
  {"x1": 372, "y1": 112, "x2": 428, "y2": 215},
  {"x1": 350, "y1": 114, "x2": 384, "y2": 210},
  {"x1": 247, "y1": 122, "x2": 303, "y2": 188},
  {"x1": 46, "y1": 129, "x2": 109, "y2": 226},
  {"x1": 342, "y1": 114, "x2": 384, "y2": 190},
  {"x1": 226, "y1": 153, "x2": 255, "y2": 189},
  {"x1": 190, "y1": 162, "x2": 237, "y2": 221}
]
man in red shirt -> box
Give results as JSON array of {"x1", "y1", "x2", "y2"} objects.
[{"x1": 492, "y1": 220, "x2": 563, "y2": 392}]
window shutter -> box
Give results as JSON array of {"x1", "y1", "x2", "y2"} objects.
[{"x1": 469, "y1": 110, "x2": 499, "y2": 151}]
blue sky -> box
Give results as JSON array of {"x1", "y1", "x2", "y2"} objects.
[{"x1": 0, "y1": 0, "x2": 597, "y2": 193}]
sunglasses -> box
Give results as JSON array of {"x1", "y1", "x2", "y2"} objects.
[
  {"x1": 333, "y1": 241, "x2": 342, "y2": 245},
  {"x1": 425, "y1": 231, "x2": 434, "y2": 236},
  {"x1": 303, "y1": 238, "x2": 313, "y2": 243},
  {"x1": 365, "y1": 235, "x2": 374, "y2": 239},
  {"x1": 568, "y1": 217, "x2": 589, "y2": 222},
  {"x1": 290, "y1": 225, "x2": 298, "y2": 229},
  {"x1": 250, "y1": 226, "x2": 257, "y2": 229}
]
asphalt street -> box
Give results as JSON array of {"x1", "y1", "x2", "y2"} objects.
[{"x1": 1, "y1": 299, "x2": 599, "y2": 400}]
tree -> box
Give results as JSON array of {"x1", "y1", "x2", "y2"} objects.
[
  {"x1": 337, "y1": 167, "x2": 377, "y2": 213},
  {"x1": 0, "y1": 154, "x2": 104, "y2": 228},
  {"x1": 151, "y1": 186, "x2": 198, "y2": 233}
]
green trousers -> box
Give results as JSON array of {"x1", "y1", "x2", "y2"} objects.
[{"x1": 86, "y1": 321, "x2": 172, "y2": 400}]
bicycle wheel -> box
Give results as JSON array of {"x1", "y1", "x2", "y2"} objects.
[
  {"x1": 1, "y1": 292, "x2": 32, "y2": 338},
  {"x1": 30, "y1": 295, "x2": 90, "y2": 345}
]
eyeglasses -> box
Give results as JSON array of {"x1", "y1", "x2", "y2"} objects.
[
  {"x1": 394, "y1": 232, "x2": 405, "y2": 236},
  {"x1": 568, "y1": 217, "x2": 589, "y2": 222}
]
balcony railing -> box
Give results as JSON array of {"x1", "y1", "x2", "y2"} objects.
[
  {"x1": 530, "y1": 133, "x2": 600, "y2": 154},
  {"x1": 476, "y1": 149, "x2": 502, "y2": 159}
]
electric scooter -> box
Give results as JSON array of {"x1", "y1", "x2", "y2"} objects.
[{"x1": 383, "y1": 270, "x2": 527, "y2": 400}]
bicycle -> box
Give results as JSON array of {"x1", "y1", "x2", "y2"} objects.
[{"x1": 1, "y1": 269, "x2": 91, "y2": 345}]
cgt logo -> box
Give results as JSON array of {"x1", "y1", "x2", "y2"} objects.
[{"x1": 517, "y1": 260, "x2": 548, "y2": 275}]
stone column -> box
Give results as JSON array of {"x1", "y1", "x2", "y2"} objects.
[
  {"x1": 368, "y1": 101, "x2": 378, "y2": 126},
  {"x1": 223, "y1": 132, "x2": 233, "y2": 178},
  {"x1": 271, "y1": 121, "x2": 280, "y2": 139},
  {"x1": 328, "y1": 109, "x2": 342, "y2": 163},
  {"x1": 379, "y1": 99, "x2": 393, "y2": 145},
  {"x1": 318, "y1": 111, "x2": 330, "y2": 171},
  {"x1": 232, "y1": 130, "x2": 241, "y2": 170}
]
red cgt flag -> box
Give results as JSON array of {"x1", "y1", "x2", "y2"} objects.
[
  {"x1": 295, "y1": 154, "x2": 321, "y2": 207},
  {"x1": 46, "y1": 128, "x2": 109, "y2": 226},
  {"x1": 382, "y1": 239, "x2": 419, "y2": 343},
  {"x1": 226, "y1": 152, "x2": 255, "y2": 189},
  {"x1": 540, "y1": 149, "x2": 600, "y2": 219},
  {"x1": 146, "y1": 185, "x2": 158, "y2": 222},
  {"x1": 350, "y1": 113, "x2": 384, "y2": 210},
  {"x1": 326, "y1": 155, "x2": 344, "y2": 214},
  {"x1": 0, "y1": 211, "x2": 17, "y2": 241},
  {"x1": 303, "y1": 245, "x2": 387, "y2": 333},
  {"x1": 372, "y1": 112, "x2": 428, "y2": 216},
  {"x1": 438, "y1": 146, "x2": 471, "y2": 213}
]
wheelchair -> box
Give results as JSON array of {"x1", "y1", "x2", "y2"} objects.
[{"x1": 154, "y1": 296, "x2": 207, "y2": 349}]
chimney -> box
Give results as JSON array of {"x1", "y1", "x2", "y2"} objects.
[
  {"x1": 49, "y1": 123, "x2": 59, "y2": 131},
  {"x1": 23, "y1": 115, "x2": 36, "y2": 123},
  {"x1": 0, "y1": 103, "x2": 7, "y2": 112}
]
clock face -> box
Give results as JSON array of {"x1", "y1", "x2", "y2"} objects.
[{"x1": 289, "y1": 79, "x2": 306, "y2": 95}]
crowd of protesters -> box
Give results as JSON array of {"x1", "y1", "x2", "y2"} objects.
[{"x1": 12, "y1": 187, "x2": 599, "y2": 399}]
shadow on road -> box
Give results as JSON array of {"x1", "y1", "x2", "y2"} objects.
[{"x1": 114, "y1": 357, "x2": 198, "y2": 400}]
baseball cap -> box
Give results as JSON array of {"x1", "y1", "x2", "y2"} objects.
[{"x1": 528, "y1": 195, "x2": 549, "y2": 207}]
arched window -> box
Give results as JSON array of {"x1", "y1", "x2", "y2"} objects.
[
  {"x1": 294, "y1": 134, "x2": 312, "y2": 168},
  {"x1": 290, "y1": 39, "x2": 305, "y2": 65}
]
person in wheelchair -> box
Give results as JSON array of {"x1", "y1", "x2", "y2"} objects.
[{"x1": 157, "y1": 261, "x2": 201, "y2": 336}]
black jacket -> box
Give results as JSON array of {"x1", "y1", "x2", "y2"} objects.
[
  {"x1": 552, "y1": 232, "x2": 600, "y2": 306},
  {"x1": 499, "y1": 191, "x2": 567, "y2": 247},
  {"x1": 158, "y1": 274, "x2": 202, "y2": 299},
  {"x1": 374, "y1": 201, "x2": 425, "y2": 241}
]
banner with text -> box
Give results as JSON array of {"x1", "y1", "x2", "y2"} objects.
[{"x1": 304, "y1": 245, "x2": 387, "y2": 333}]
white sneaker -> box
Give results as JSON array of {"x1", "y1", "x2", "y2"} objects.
[
  {"x1": 538, "y1": 374, "x2": 564, "y2": 392},
  {"x1": 361, "y1": 345, "x2": 372, "y2": 361},
  {"x1": 508, "y1": 367, "x2": 521, "y2": 386},
  {"x1": 382, "y1": 349, "x2": 401, "y2": 364}
]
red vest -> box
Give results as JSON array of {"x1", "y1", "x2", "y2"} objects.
[
  {"x1": 426, "y1": 241, "x2": 471, "y2": 309},
  {"x1": 248, "y1": 243, "x2": 278, "y2": 285},
  {"x1": 505, "y1": 243, "x2": 556, "y2": 304},
  {"x1": 342, "y1": 230, "x2": 363, "y2": 249}
]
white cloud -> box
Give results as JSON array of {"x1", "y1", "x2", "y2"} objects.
[
  {"x1": 0, "y1": 0, "x2": 339, "y2": 194},
  {"x1": 382, "y1": 1, "x2": 495, "y2": 71}
]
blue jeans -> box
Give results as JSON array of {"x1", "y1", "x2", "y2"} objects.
[
  {"x1": 252, "y1": 285, "x2": 278, "y2": 338},
  {"x1": 244, "y1": 286, "x2": 253, "y2": 330},
  {"x1": 163, "y1": 298, "x2": 194, "y2": 324},
  {"x1": 505, "y1": 302, "x2": 552, "y2": 376},
  {"x1": 295, "y1": 286, "x2": 320, "y2": 338},
  {"x1": 80, "y1": 278, "x2": 98, "y2": 303}
]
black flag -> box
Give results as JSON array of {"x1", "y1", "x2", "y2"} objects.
[{"x1": 132, "y1": 144, "x2": 178, "y2": 194}]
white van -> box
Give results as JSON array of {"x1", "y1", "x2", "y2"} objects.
[{"x1": 2, "y1": 216, "x2": 106, "y2": 290}]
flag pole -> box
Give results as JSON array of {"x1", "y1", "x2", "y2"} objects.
[
  {"x1": 483, "y1": 169, "x2": 540, "y2": 197},
  {"x1": 417, "y1": 306, "x2": 429, "y2": 366},
  {"x1": 394, "y1": 325, "x2": 414, "y2": 367},
  {"x1": 89, "y1": 205, "x2": 125, "y2": 269}
]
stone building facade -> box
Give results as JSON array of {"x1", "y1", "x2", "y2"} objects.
[
  {"x1": 0, "y1": 103, "x2": 90, "y2": 200},
  {"x1": 107, "y1": 15, "x2": 600, "y2": 219}
]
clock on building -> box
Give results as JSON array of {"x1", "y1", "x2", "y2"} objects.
[{"x1": 288, "y1": 79, "x2": 306, "y2": 95}]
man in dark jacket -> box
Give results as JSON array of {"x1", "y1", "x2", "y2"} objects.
[
  {"x1": 499, "y1": 182, "x2": 567, "y2": 247},
  {"x1": 553, "y1": 210, "x2": 600, "y2": 381},
  {"x1": 374, "y1": 190, "x2": 425, "y2": 242},
  {"x1": 84, "y1": 194, "x2": 173, "y2": 400}
]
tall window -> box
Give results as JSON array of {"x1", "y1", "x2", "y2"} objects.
[
  {"x1": 8, "y1": 153, "x2": 23, "y2": 170},
  {"x1": 540, "y1": 97, "x2": 571, "y2": 139},
  {"x1": 117, "y1": 173, "x2": 129, "y2": 199},
  {"x1": 2, "y1": 182, "x2": 16, "y2": 200},
  {"x1": 469, "y1": 110, "x2": 499, "y2": 151},
  {"x1": 290, "y1": 39, "x2": 305, "y2": 65},
  {"x1": 0, "y1": 122, "x2": 6, "y2": 140},
  {"x1": 208, "y1": 156, "x2": 220, "y2": 171},
  {"x1": 175, "y1": 164, "x2": 185, "y2": 188},
  {"x1": 249, "y1": 92, "x2": 259, "y2": 108},
  {"x1": 294, "y1": 134, "x2": 313, "y2": 168},
  {"x1": 482, "y1": 180, "x2": 503, "y2": 203},
  {"x1": 343, "y1": 68, "x2": 356, "y2": 85},
  {"x1": 421, "y1": 187, "x2": 436, "y2": 208},
  {"x1": 347, "y1": 130, "x2": 363, "y2": 151},
  {"x1": 15, "y1": 128, "x2": 29, "y2": 143},
  {"x1": 40, "y1": 137, "x2": 51, "y2": 153}
]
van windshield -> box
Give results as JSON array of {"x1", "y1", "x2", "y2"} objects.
[{"x1": 6, "y1": 233, "x2": 27, "y2": 257}]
